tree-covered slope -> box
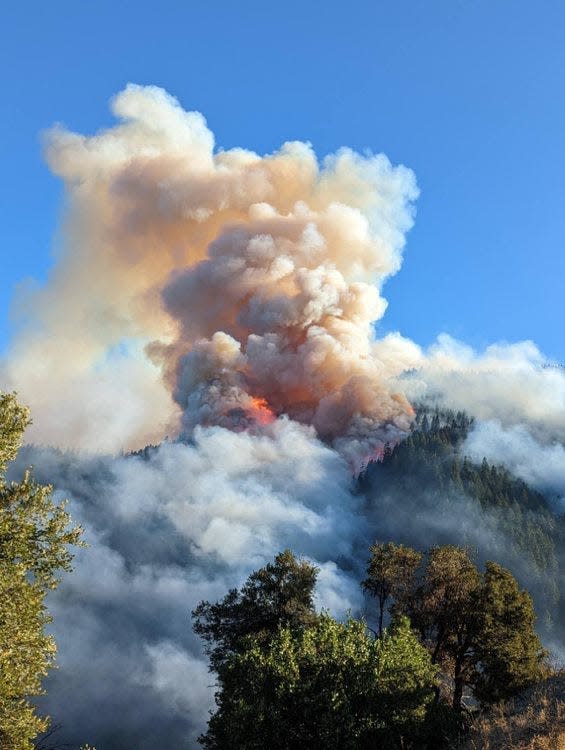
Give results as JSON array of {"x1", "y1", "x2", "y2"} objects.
[{"x1": 358, "y1": 408, "x2": 560, "y2": 622}]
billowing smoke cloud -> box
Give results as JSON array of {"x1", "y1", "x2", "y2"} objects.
[
  {"x1": 11, "y1": 421, "x2": 365, "y2": 748},
  {"x1": 377, "y1": 333, "x2": 565, "y2": 443},
  {"x1": 384, "y1": 335, "x2": 565, "y2": 512},
  {"x1": 2, "y1": 84, "x2": 417, "y2": 460},
  {"x1": 14, "y1": 419, "x2": 561, "y2": 747},
  {"x1": 2, "y1": 84, "x2": 565, "y2": 747},
  {"x1": 0, "y1": 83, "x2": 420, "y2": 746},
  {"x1": 463, "y1": 421, "x2": 565, "y2": 511}
]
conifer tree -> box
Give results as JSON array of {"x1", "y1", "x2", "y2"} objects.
[{"x1": 472, "y1": 562, "x2": 546, "y2": 704}]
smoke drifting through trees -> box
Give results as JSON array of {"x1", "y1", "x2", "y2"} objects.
[
  {"x1": 2, "y1": 85, "x2": 565, "y2": 747},
  {"x1": 9, "y1": 406, "x2": 565, "y2": 748},
  {"x1": 10, "y1": 424, "x2": 365, "y2": 748}
]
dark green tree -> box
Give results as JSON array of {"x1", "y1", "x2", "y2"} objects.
[
  {"x1": 192, "y1": 550, "x2": 318, "y2": 670},
  {"x1": 472, "y1": 562, "x2": 547, "y2": 705}
]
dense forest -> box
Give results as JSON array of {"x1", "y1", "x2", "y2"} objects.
[
  {"x1": 359, "y1": 407, "x2": 561, "y2": 626},
  {"x1": 1, "y1": 394, "x2": 564, "y2": 749}
]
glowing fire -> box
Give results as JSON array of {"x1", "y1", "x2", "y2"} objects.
[{"x1": 246, "y1": 396, "x2": 276, "y2": 426}]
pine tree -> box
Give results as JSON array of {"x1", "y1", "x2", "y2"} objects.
[{"x1": 472, "y1": 562, "x2": 546, "y2": 704}]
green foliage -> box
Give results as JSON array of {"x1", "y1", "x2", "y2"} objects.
[
  {"x1": 362, "y1": 541, "x2": 422, "y2": 636},
  {"x1": 405, "y1": 545, "x2": 483, "y2": 711},
  {"x1": 472, "y1": 562, "x2": 547, "y2": 704},
  {"x1": 358, "y1": 407, "x2": 559, "y2": 612},
  {"x1": 197, "y1": 545, "x2": 548, "y2": 748},
  {"x1": 193, "y1": 549, "x2": 318, "y2": 671},
  {"x1": 410, "y1": 545, "x2": 480, "y2": 657},
  {"x1": 364, "y1": 543, "x2": 547, "y2": 711},
  {"x1": 0, "y1": 393, "x2": 83, "y2": 750},
  {"x1": 0, "y1": 394, "x2": 31, "y2": 474},
  {"x1": 200, "y1": 613, "x2": 437, "y2": 750}
]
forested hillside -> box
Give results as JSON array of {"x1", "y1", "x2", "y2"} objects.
[
  {"x1": 358, "y1": 408, "x2": 561, "y2": 627},
  {"x1": 3, "y1": 396, "x2": 565, "y2": 749}
]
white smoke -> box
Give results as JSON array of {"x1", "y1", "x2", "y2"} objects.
[
  {"x1": 371, "y1": 332, "x2": 565, "y2": 442},
  {"x1": 2, "y1": 83, "x2": 565, "y2": 748},
  {"x1": 463, "y1": 421, "x2": 565, "y2": 511},
  {"x1": 2, "y1": 84, "x2": 418, "y2": 459},
  {"x1": 12, "y1": 420, "x2": 364, "y2": 748}
]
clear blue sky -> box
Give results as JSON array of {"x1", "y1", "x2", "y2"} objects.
[{"x1": 2, "y1": 0, "x2": 564, "y2": 360}]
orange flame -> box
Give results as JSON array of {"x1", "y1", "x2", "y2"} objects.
[{"x1": 247, "y1": 396, "x2": 276, "y2": 426}]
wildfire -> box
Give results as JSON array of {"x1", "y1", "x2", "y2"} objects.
[
  {"x1": 391, "y1": 392, "x2": 415, "y2": 418},
  {"x1": 246, "y1": 396, "x2": 276, "y2": 426}
]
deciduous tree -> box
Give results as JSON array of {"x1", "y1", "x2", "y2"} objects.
[
  {"x1": 362, "y1": 541, "x2": 422, "y2": 636},
  {"x1": 365, "y1": 542, "x2": 547, "y2": 711},
  {"x1": 193, "y1": 549, "x2": 318, "y2": 671},
  {"x1": 0, "y1": 393, "x2": 83, "y2": 749},
  {"x1": 199, "y1": 613, "x2": 437, "y2": 750}
]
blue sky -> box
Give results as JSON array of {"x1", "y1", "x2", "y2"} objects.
[{"x1": 2, "y1": 0, "x2": 564, "y2": 360}]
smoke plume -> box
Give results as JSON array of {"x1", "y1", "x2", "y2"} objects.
[
  {"x1": 463, "y1": 421, "x2": 565, "y2": 511},
  {"x1": 2, "y1": 84, "x2": 565, "y2": 747},
  {"x1": 3, "y1": 83, "x2": 418, "y2": 461}
]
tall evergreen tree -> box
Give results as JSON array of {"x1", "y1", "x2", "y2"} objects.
[{"x1": 472, "y1": 562, "x2": 547, "y2": 704}]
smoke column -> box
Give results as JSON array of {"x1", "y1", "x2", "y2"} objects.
[
  {"x1": 2, "y1": 83, "x2": 418, "y2": 464},
  {"x1": 0, "y1": 84, "x2": 419, "y2": 746},
  {"x1": 3, "y1": 85, "x2": 565, "y2": 747}
]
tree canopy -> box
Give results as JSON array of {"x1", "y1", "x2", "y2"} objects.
[
  {"x1": 192, "y1": 549, "x2": 318, "y2": 671},
  {"x1": 0, "y1": 393, "x2": 83, "y2": 750},
  {"x1": 362, "y1": 541, "x2": 422, "y2": 636},
  {"x1": 201, "y1": 615, "x2": 437, "y2": 750},
  {"x1": 195, "y1": 552, "x2": 438, "y2": 750},
  {"x1": 364, "y1": 542, "x2": 547, "y2": 711}
]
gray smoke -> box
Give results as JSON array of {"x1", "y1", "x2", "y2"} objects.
[
  {"x1": 11, "y1": 420, "x2": 365, "y2": 748},
  {"x1": 463, "y1": 421, "x2": 565, "y2": 511},
  {"x1": 2, "y1": 84, "x2": 565, "y2": 747}
]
